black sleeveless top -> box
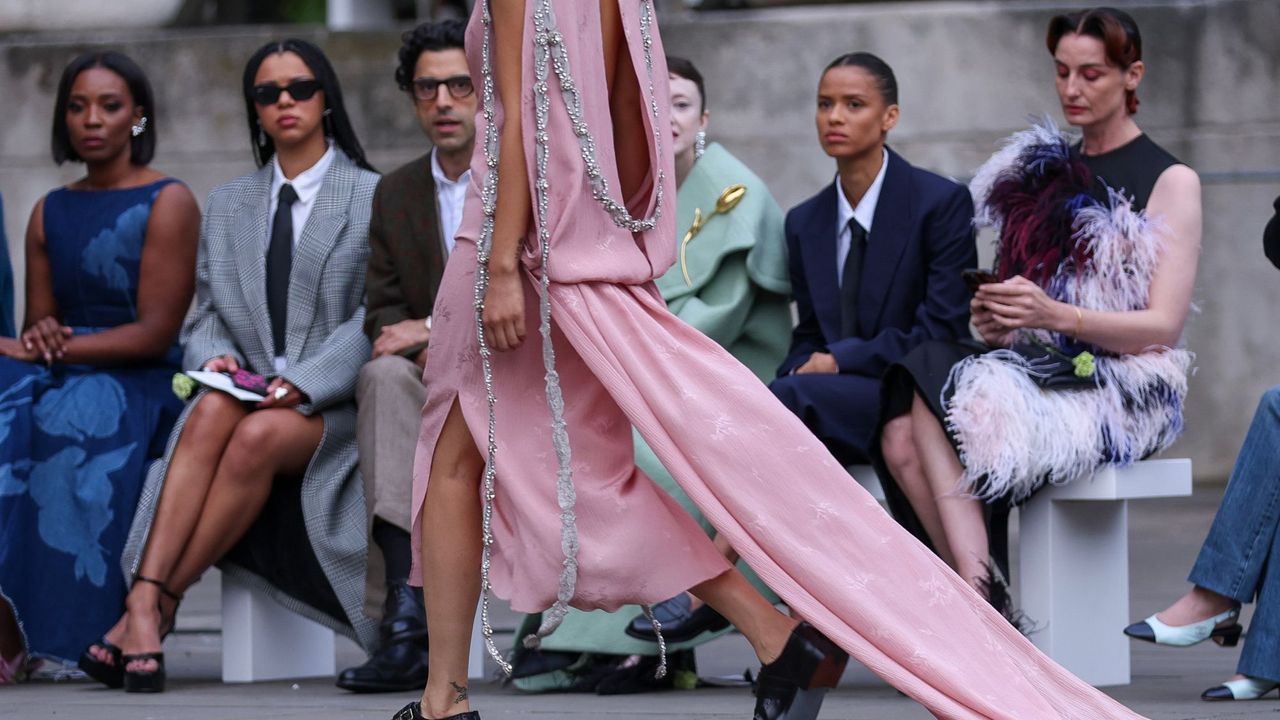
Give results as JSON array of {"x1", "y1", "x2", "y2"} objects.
[{"x1": 1079, "y1": 134, "x2": 1180, "y2": 212}]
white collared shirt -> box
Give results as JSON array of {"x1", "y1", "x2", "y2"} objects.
[
  {"x1": 267, "y1": 143, "x2": 336, "y2": 251},
  {"x1": 432, "y1": 147, "x2": 471, "y2": 256},
  {"x1": 266, "y1": 144, "x2": 335, "y2": 371},
  {"x1": 834, "y1": 148, "x2": 889, "y2": 287}
]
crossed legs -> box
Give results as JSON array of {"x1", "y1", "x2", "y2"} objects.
[
  {"x1": 90, "y1": 391, "x2": 323, "y2": 674},
  {"x1": 880, "y1": 393, "x2": 988, "y2": 589}
]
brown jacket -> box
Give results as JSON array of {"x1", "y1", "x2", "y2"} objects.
[{"x1": 363, "y1": 154, "x2": 447, "y2": 358}]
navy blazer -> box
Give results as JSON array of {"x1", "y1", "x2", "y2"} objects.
[{"x1": 778, "y1": 148, "x2": 977, "y2": 377}]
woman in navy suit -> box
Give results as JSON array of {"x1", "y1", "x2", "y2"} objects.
[{"x1": 768, "y1": 53, "x2": 977, "y2": 542}]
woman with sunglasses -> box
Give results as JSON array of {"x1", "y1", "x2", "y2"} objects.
[{"x1": 82, "y1": 38, "x2": 380, "y2": 693}]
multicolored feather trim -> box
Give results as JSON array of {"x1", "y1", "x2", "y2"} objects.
[{"x1": 947, "y1": 122, "x2": 1191, "y2": 501}]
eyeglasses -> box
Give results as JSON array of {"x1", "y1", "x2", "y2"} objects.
[
  {"x1": 252, "y1": 79, "x2": 322, "y2": 106},
  {"x1": 412, "y1": 75, "x2": 475, "y2": 102}
]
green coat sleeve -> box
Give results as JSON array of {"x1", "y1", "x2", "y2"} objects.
[{"x1": 667, "y1": 249, "x2": 757, "y2": 350}]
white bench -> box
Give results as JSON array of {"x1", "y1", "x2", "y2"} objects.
[
  {"x1": 1019, "y1": 457, "x2": 1191, "y2": 686},
  {"x1": 221, "y1": 573, "x2": 336, "y2": 683},
  {"x1": 221, "y1": 573, "x2": 489, "y2": 682},
  {"x1": 849, "y1": 458, "x2": 1191, "y2": 687}
]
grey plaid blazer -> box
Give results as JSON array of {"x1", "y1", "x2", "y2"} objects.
[{"x1": 123, "y1": 150, "x2": 379, "y2": 650}]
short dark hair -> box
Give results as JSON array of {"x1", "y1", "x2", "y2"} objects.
[
  {"x1": 822, "y1": 52, "x2": 898, "y2": 107},
  {"x1": 666, "y1": 55, "x2": 706, "y2": 113},
  {"x1": 1047, "y1": 7, "x2": 1143, "y2": 114},
  {"x1": 52, "y1": 51, "x2": 156, "y2": 166},
  {"x1": 395, "y1": 19, "x2": 467, "y2": 93},
  {"x1": 242, "y1": 39, "x2": 374, "y2": 171}
]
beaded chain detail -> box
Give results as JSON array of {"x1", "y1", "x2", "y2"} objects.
[
  {"x1": 533, "y1": 0, "x2": 667, "y2": 233},
  {"x1": 474, "y1": 0, "x2": 668, "y2": 678},
  {"x1": 473, "y1": 0, "x2": 510, "y2": 676}
]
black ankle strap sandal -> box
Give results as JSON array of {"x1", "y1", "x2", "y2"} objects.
[
  {"x1": 133, "y1": 574, "x2": 183, "y2": 603},
  {"x1": 391, "y1": 702, "x2": 480, "y2": 720}
]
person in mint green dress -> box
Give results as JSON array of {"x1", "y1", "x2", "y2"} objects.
[{"x1": 508, "y1": 55, "x2": 791, "y2": 693}]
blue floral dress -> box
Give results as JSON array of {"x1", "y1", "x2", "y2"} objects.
[{"x1": 0, "y1": 180, "x2": 185, "y2": 663}]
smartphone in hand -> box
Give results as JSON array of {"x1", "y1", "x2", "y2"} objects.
[
  {"x1": 230, "y1": 369, "x2": 271, "y2": 395},
  {"x1": 962, "y1": 268, "x2": 999, "y2": 292}
]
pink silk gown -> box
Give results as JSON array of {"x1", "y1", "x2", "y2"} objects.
[{"x1": 410, "y1": 2, "x2": 1147, "y2": 718}]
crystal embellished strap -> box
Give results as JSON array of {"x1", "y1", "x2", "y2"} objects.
[
  {"x1": 533, "y1": 0, "x2": 666, "y2": 233},
  {"x1": 473, "y1": 0, "x2": 510, "y2": 676}
]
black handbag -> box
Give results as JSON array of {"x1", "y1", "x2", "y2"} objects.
[{"x1": 1009, "y1": 338, "x2": 1105, "y2": 391}]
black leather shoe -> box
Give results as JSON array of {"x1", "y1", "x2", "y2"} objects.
[
  {"x1": 625, "y1": 594, "x2": 730, "y2": 643},
  {"x1": 753, "y1": 622, "x2": 848, "y2": 720},
  {"x1": 391, "y1": 702, "x2": 480, "y2": 720},
  {"x1": 339, "y1": 580, "x2": 430, "y2": 693}
]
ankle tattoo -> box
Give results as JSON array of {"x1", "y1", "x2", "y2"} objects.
[{"x1": 449, "y1": 680, "x2": 468, "y2": 704}]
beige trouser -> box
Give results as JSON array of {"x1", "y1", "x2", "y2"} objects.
[{"x1": 356, "y1": 354, "x2": 428, "y2": 619}]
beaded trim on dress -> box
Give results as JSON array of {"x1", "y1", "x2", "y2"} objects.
[{"x1": 472, "y1": 0, "x2": 669, "y2": 676}]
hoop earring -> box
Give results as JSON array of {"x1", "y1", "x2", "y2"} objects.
[
  {"x1": 694, "y1": 130, "x2": 706, "y2": 159},
  {"x1": 130, "y1": 117, "x2": 148, "y2": 137}
]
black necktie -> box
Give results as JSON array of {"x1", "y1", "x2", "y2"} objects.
[
  {"x1": 840, "y1": 218, "x2": 868, "y2": 338},
  {"x1": 267, "y1": 184, "x2": 298, "y2": 357}
]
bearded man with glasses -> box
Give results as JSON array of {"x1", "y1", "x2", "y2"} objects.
[{"x1": 339, "y1": 18, "x2": 477, "y2": 694}]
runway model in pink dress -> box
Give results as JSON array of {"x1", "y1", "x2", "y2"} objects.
[{"x1": 399, "y1": 1, "x2": 1149, "y2": 718}]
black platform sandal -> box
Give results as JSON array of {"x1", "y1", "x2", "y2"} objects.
[
  {"x1": 753, "y1": 622, "x2": 849, "y2": 720},
  {"x1": 77, "y1": 638, "x2": 124, "y2": 689},
  {"x1": 122, "y1": 651, "x2": 165, "y2": 693},
  {"x1": 120, "y1": 575, "x2": 183, "y2": 693},
  {"x1": 391, "y1": 702, "x2": 480, "y2": 719}
]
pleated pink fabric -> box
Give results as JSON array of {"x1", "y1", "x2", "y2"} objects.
[{"x1": 410, "y1": 2, "x2": 1148, "y2": 717}]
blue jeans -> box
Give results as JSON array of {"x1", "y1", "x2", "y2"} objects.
[{"x1": 1189, "y1": 385, "x2": 1280, "y2": 683}]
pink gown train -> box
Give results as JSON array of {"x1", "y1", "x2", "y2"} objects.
[{"x1": 410, "y1": 2, "x2": 1147, "y2": 718}]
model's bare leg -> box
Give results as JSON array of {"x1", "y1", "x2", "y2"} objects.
[
  {"x1": 681, "y1": 534, "x2": 741, "y2": 611},
  {"x1": 418, "y1": 400, "x2": 485, "y2": 719},
  {"x1": 911, "y1": 394, "x2": 988, "y2": 587},
  {"x1": 691, "y1": 569, "x2": 796, "y2": 664},
  {"x1": 123, "y1": 408, "x2": 323, "y2": 674},
  {"x1": 88, "y1": 392, "x2": 246, "y2": 666},
  {"x1": 881, "y1": 413, "x2": 956, "y2": 566}
]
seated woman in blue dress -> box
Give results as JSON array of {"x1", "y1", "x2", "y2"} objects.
[
  {"x1": 0, "y1": 51, "x2": 199, "y2": 683},
  {"x1": 84, "y1": 39, "x2": 379, "y2": 694}
]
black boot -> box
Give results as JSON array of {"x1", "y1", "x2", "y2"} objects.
[
  {"x1": 753, "y1": 623, "x2": 848, "y2": 720},
  {"x1": 338, "y1": 580, "x2": 430, "y2": 692}
]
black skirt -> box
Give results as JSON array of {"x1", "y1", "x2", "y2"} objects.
[
  {"x1": 878, "y1": 338, "x2": 988, "y2": 441},
  {"x1": 870, "y1": 338, "x2": 1013, "y2": 577}
]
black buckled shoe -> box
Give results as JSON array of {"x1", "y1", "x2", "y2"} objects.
[
  {"x1": 753, "y1": 622, "x2": 848, "y2": 720},
  {"x1": 625, "y1": 593, "x2": 730, "y2": 643},
  {"x1": 338, "y1": 580, "x2": 430, "y2": 693},
  {"x1": 390, "y1": 702, "x2": 480, "y2": 720}
]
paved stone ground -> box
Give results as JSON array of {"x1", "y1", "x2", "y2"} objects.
[{"x1": 5, "y1": 485, "x2": 1278, "y2": 719}]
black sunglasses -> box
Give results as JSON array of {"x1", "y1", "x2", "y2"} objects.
[
  {"x1": 252, "y1": 79, "x2": 322, "y2": 106},
  {"x1": 412, "y1": 75, "x2": 475, "y2": 102}
]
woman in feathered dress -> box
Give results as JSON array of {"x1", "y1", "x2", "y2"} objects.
[{"x1": 874, "y1": 7, "x2": 1200, "y2": 611}]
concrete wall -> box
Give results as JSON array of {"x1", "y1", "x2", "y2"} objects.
[{"x1": 2, "y1": 0, "x2": 1277, "y2": 479}]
